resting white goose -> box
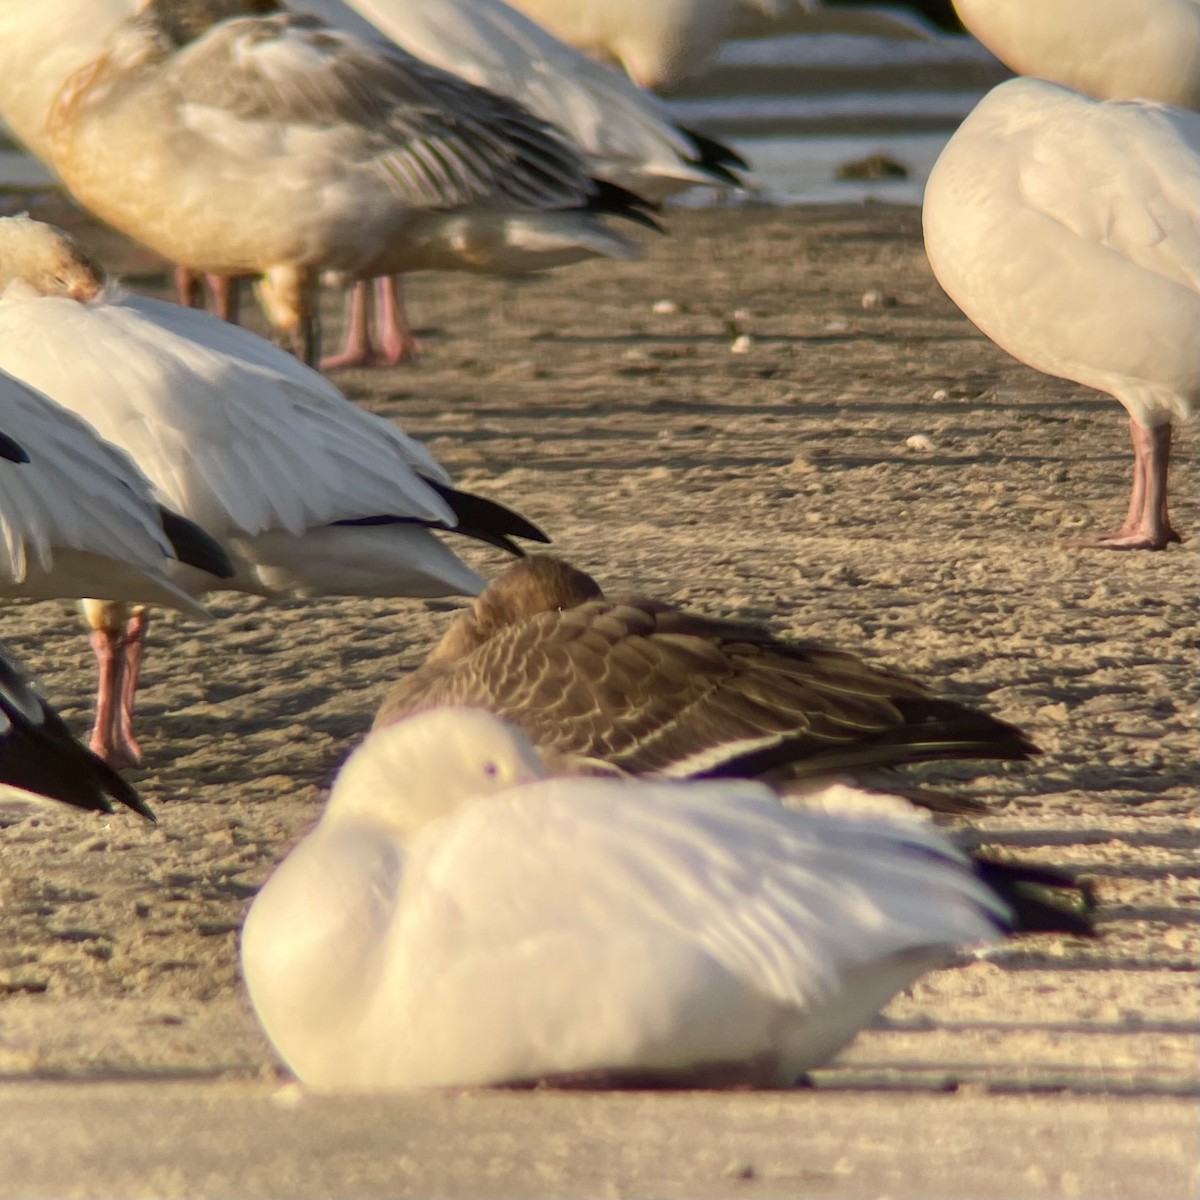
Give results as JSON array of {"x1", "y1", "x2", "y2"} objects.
[
  {"x1": 922, "y1": 78, "x2": 1200, "y2": 550},
  {"x1": 952, "y1": 0, "x2": 1200, "y2": 110},
  {"x1": 0, "y1": 216, "x2": 546, "y2": 764},
  {"x1": 299, "y1": 0, "x2": 746, "y2": 365},
  {"x1": 241, "y1": 707, "x2": 1012, "y2": 1091},
  {"x1": 3, "y1": 0, "x2": 652, "y2": 365}
]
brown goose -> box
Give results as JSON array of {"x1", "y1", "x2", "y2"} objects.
[{"x1": 374, "y1": 555, "x2": 1038, "y2": 811}]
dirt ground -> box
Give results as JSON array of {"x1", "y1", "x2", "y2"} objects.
[{"x1": 0, "y1": 203, "x2": 1196, "y2": 1198}]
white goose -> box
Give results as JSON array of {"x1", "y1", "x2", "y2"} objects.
[
  {"x1": 952, "y1": 0, "x2": 1200, "y2": 110},
  {"x1": 500, "y1": 1, "x2": 938, "y2": 92},
  {"x1": 299, "y1": 0, "x2": 747, "y2": 366},
  {"x1": 505, "y1": 0, "x2": 813, "y2": 91},
  {"x1": 0, "y1": 0, "x2": 652, "y2": 364},
  {"x1": 241, "y1": 707, "x2": 1012, "y2": 1091},
  {"x1": 922, "y1": 78, "x2": 1199, "y2": 550},
  {"x1": 0, "y1": 216, "x2": 546, "y2": 764}
]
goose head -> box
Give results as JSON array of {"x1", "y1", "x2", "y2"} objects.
[{"x1": 326, "y1": 707, "x2": 547, "y2": 838}]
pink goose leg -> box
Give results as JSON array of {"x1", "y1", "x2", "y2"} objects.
[
  {"x1": 85, "y1": 601, "x2": 149, "y2": 769},
  {"x1": 1086, "y1": 420, "x2": 1181, "y2": 551},
  {"x1": 372, "y1": 275, "x2": 423, "y2": 365},
  {"x1": 319, "y1": 280, "x2": 372, "y2": 370},
  {"x1": 320, "y1": 276, "x2": 422, "y2": 370}
]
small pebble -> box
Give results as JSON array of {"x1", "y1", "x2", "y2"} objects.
[
  {"x1": 730, "y1": 334, "x2": 753, "y2": 354},
  {"x1": 861, "y1": 289, "x2": 896, "y2": 310},
  {"x1": 731, "y1": 307, "x2": 751, "y2": 321},
  {"x1": 722, "y1": 1162, "x2": 756, "y2": 1181},
  {"x1": 824, "y1": 319, "x2": 848, "y2": 333},
  {"x1": 905, "y1": 434, "x2": 935, "y2": 452},
  {"x1": 932, "y1": 389, "x2": 949, "y2": 401},
  {"x1": 270, "y1": 1083, "x2": 305, "y2": 1109},
  {"x1": 836, "y1": 152, "x2": 908, "y2": 180},
  {"x1": 651, "y1": 299, "x2": 679, "y2": 315}
]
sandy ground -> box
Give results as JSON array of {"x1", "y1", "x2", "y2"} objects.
[{"x1": 0, "y1": 203, "x2": 1196, "y2": 1198}]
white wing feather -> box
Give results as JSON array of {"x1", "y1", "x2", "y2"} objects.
[
  {"x1": 0, "y1": 368, "x2": 204, "y2": 609},
  {"x1": 399, "y1": 778, "x2": 1005, "y2": 1015},
  {"x1": 1014, "y1": 97, "x2": 1200, "y2": 292},
  {"x1": 0, "y1": 290, "x2": 456, "y2": 542}
]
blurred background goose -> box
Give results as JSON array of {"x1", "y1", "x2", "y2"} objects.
[
  {"x1": 0, "y1": 216, "x2": 546, "y2": 764},
  {"x1": 952, "y1": 0, "x2": 1200, "y2": 110},
  {"x1": 923, "y1": 78, "x2": 1199, "y2": 550},
  {"x1": 0, "y1": 0, "x2": 656, "y2": 365},
  {"x1": 299, "y1": 0, "x2": 746, "y2": 366},
  {"x1": 502, "y1": 0, "x2": 947, "y2": 90},
  {"x1": 375, "y1": 555, "x2": 1037, "y2": 809},
  {"x1": 243, "y1": 708, "x2": 1089, "y2": 1092},
  {"x1": 0, "y1": 645, "x2": 155, "y2": 820}
]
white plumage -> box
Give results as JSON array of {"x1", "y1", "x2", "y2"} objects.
[
  {"x1": 923, "y1": 77, "x2": 1199, "y2": 549},
  {"x1": 0, "y1": 271, "x2": 486, "y2": 601},
  {"x1": 952, "y1": 0, "x2": 1200, "y2": 110},
  {"x1": 241, "y1": 707, "x2": 1007, "y2": 1091},
  {"x1": 0, "y1": 366, "x2": 206, "y2": 615}
]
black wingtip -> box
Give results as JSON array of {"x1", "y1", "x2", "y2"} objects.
[
  {"x1": 0, "y1": 652, "x2": 155, "y2": 821},
  {"x1": 586, "y1": 179, "x2": 665, "y2": 234},
  {"x1": 423, "y1": 479, "x2": 551, "y2": 554},
  {"x1": 0, "y1": 430, "x2": 30, "y2": 464},
  {"x1": 676, "y1": 125, "x2": 750, "y2": 184},
  {"x1": 158, "y1": 506, "x2": 235, "y2": 579},
  {"x1": 331, "y1": 483, "x2": 550, "y2": 558},
  {"x1": 973, "y1": 857, "x2": 1097, "y2": 937}
]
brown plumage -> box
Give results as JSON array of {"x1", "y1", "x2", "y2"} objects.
[{"x1": 374, "y1": 556, "x2": 1038, "y2": 810}]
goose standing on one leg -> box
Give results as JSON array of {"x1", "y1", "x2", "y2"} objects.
[
  {"x1": 922, "y1": 77, "x2": 1199, "y2": 550},
  {"x1": 0, "y1": 216, "x2": 546, "y2": 765}
]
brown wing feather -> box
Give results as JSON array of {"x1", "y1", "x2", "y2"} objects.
[{"x1": 376, "y1": 595, "x2": 1014, "y2": 776}]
